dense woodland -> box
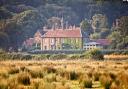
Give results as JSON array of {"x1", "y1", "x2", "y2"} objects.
[{"x1": 0, "y1": 0, "x2": 128, "y2": 51}]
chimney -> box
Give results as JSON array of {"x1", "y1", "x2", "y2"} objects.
[
  {"x1": 61, "y1": 17, "x2": 64, "y2": 30},
  {"x1": 69, "y1": 26, "x2": 72, "y2": 30},
  {"x1": 73, "y1": 25, "x2": 76, "y2": 30},
  {"x1": 52, "y1": 24, "x2": 55, "y2": 30},
  {"x1": 66, "y1": 21, "x2": 68, "y2": 30},
  {"x1": 43, "y1": 26, "x2": 47, "y2": 31}
]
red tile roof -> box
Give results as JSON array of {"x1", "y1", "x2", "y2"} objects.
[
  {"x1": 42, "y1": 28, "x2": 82, "y2": 38},
  {"x1": 93, "y1": 39, "x2": 111, "y2": 46}
]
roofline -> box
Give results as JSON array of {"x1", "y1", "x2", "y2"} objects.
[{"x1": 41, "y1": 36, "x2": 82, "y2": 38}]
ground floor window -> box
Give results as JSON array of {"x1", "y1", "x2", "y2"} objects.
[{"x1": 44, "y1": 46, "x2": 47, "y2": 50}]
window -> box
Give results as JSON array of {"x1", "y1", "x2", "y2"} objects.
[
  {"x1": 44, "y1": 46, "x2": 47, "y2": 50},
  {"x1": 51, "y1": 45, "x2": 54, "y2": 50},
  {"x1": 51, "y1": 39, "x2": 54, "y2": 43}
]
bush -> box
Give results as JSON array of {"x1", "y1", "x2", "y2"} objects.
[
  {"x1": 40, "y1": 54, "x2": 51, "y2": 59},
  {"x1": 83, "y1": 79, "x2": 92, "y2": 88},
  {"x1": 11, "y1": 54, "x2": 22, "y2": 60},
  {"x1": 49, "y1": 54, "x2": 67, "y2": 60},
  {"x1": 17, "y1": 73, "x2": 31, "y2": 85},
  {"x1": 0, "y1": 53, "x2": 33, "y2": 60},
  {"x1": 68, "y1": 54, "x2": 80, "y2": 60},
  {"x1": 79, "y1": 54, "x2": 88, "y2": 59},
  {"x1": 85, "y1": 49, "x2": 104, "y2": 60},
  {"x1": 121, "y1": 51, "x2": 128, "y2": 55}
]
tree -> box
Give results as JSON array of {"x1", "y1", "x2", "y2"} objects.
[
  {"x1": 91, "y1": 14, "x2": 108, "y2": 33},
  {"x1": 100, "y1": 28, "x2": 110, "y2": 38},
  {"x1": 90, "y1": 33, "x2": 101, "y2": 39},
  {"x1": 108, "y1": 31, "x2": 122, "y2": 49},
  {"x1": 0, "y1": 32, "x2": 9, "y2": 50},
  {"x1": 108, "y1": 16, "x2": 128, "y2": 49},
  {"x1": 80, "y1": 19, "x2": 92, "y2": 34},
  {"x1": 119, "y1": 16, "x2": 128, "y2": 36},
  {"x1": 47, "y1": 17, "x2": 61, "y2": 28},
  {"x1": 3, "y1": 10, "x2": 45, "y2": 50}
]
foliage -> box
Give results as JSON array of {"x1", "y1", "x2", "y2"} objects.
[
  {"x1": 68, "y1": 54, "x2": 80, "y2": 60},
  {"x1": 80, "y1": 19, "x2": 92, "y2": 35},
  {"x1": 0, "y1": 0, "x2": 127, "y2": 50},
  {"x1": 90, "y1": 32, "x2": 101, "y2": 39},
  {"x1": 91, "y1": 14, "x2": 108, "y2": 32},
  {"x1": 108, "y1": 16, "x2": 128, "y2": 49},
  {"x1": 49, "y1": 54, "x2": 67, "y2": 60},
  {"x1": 0, "y1": 32, "x2": 9, "y2": 50},
  {"x1": 85, "y1": 49, "x2": 104, "y2": 60},
  {"x1": 0, "y1": 53, "x2": 32, "y2": 60}
]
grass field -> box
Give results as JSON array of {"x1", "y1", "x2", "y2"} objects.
[{"x1": 0, "y1": 59, "x2": 128, "y2": 89}]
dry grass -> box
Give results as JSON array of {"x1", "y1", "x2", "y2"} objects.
[
  {"x1": 104, "y1": 54, "x2": 128, "y2": 60},
  {"x1": 0, "y1": 60, "x2": 128, "y2": 89}
]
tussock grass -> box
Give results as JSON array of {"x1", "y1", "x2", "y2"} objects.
[
  {"x1": 0, "y1": 60, "x2": 128, "y2": 89},
  {"x1": 17, "y1": 73, "x2": 31, "y2": 85},
  {"x1": 8, "y1": 67, "x2": 19, "y2": 74}
]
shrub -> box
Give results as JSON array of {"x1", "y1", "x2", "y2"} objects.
[
  {"x1": 83, "y1": 79, "x2": 92, "y2": 88},
  {"x1": 0, "y1": 53, "x2": 33, "y2": 60},
  {"x1": 21, "y1": 54, "x2": 32, "y2": 60},
  {"x1": 17, "y1": 73, "x2": 31, "y2": 85},
  {"x1": 68, "y1": 54, "x2": 80, "y2": 60},
  {"x1": 86, "y1": 49, "x2": 104, "y2": 60},
  {"x1": 121, "y1": 51, "x2": 128, "y2": 55},
  {"x1": 79, "y1": 54, "x2": 88, "y2": 59},
  {"x1": 11, "y1": 54, "x2": 22, "y2": 60},
  {"x1": 40, "y1": 54, "x2": 51, "y2": 59},
  {"x1": 49, "y1": 54, "x2": 67, "y2": 60}
]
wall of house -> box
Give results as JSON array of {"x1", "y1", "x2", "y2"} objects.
[
  {"x1": 83, "y1": 44, "x2": 103, "y2": 50},
  {"x1": 41, "y1": 37, "x2": 82, "y2": 50}
]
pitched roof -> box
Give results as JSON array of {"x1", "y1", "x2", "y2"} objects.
[
  {"x1": 93, "y1": 39, "x2": 111, "y2": 46},
  {"x1": 41, "y1": 28, "x2": 82, "y2": 38},
  {"x1": 84, "y1": 42, "x2": 101, "y2": 45}
]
